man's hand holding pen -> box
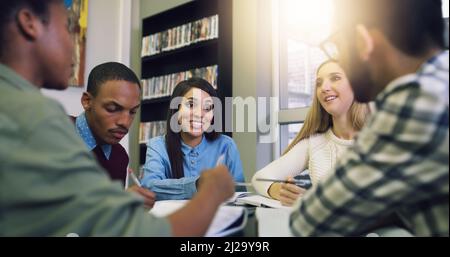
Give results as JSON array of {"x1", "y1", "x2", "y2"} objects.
[
  {"x1": 197, "y1": 165, "x2": 235, "y2": 203},
  {"x1": 126, "y1": 168, "x2": 156, "y2": 209}
]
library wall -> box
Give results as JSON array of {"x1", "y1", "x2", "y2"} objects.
[
  {"x1": 232, "y1": 0, "x2": 276, "y2": 180},
  {"x1": 232, "y1": 0, "x2": 258, "y2": 181}
]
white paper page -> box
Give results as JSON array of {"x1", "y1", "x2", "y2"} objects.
[
  {"x1": 149, "y1": 200, "x2": 246, "y2": 237},
  {"x1": 224, "y1": 192, "x2": 253, "y2": 204},
  {"x1": 256, "y1": 207, "x2": 294, "y2": 237},
  {"x1": 205, "y1": 206, "x2": 246, "y2": 237},
  {"x1": 149, "y1": 200, "x2": 189, "y2": 217}
]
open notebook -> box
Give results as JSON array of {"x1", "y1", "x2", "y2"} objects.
[
  {"x1": 149, "y1": 200, "x2": 247, "y2": 237},
  {"x1": 229, "y1": 192, "x2": 292, "y2": 209}
]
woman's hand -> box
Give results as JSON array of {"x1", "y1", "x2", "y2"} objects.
[{"x1": 279, "y1": 177, "x2": 306, "y2": 206}]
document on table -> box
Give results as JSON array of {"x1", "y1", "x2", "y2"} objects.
[
  {"x1": 234, "y1": 193, "x2": 292, "y2": 209},
  {"x1": 149, "y1": 200, "x2": 247, "y2": 237},
  {"x1": 224, "y1": 192, "x2": 254, "y2": 204}
]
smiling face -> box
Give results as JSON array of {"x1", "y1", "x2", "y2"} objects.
[
  {"x1": 83, "y1": 80, "x2": 141, "y2": 145},
  {"x1": 178, "y1": 87, "x2": 214, "y2": 139},
  {"x1": 315, "y1": 61, "x2": 355, "y2": 118}
]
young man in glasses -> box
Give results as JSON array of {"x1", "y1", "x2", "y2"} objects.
[{"x1": 290, "y1": 0, "x2": 448, "y2": 236}]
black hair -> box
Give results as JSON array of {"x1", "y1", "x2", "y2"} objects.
[
  {"x1": 337, "y1": 0, "x2": 445, "y2": 56},
  {"x1": 165, "y1": 77, "x2": 220, "y2": 179},
  {"x1": 0, "y1": 0, "x2": 62, "y2": 55},
  {"x1": 86, "y1": 62, "x2": 141, "y2": 97}
]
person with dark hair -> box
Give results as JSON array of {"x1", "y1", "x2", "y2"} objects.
[
  {"x1": 141, "y1": 78, "x2": 244, "y2": 200},
  {"x1": 71, "y1": 61, "x2": 155, "y2": 208},
  {"x1": 290, "y1": 0, "x2": 448, "y2": 236},
  {"x1": 0, "y1": 0, "x2": 235, "y2": 236}
]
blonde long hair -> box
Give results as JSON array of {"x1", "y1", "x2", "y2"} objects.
[{"x1": 283, "y1": 60, "x2": 370, "y2": 155}]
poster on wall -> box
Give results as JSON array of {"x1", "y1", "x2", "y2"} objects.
[{"x1": 65, "y1": 0, "x2": 88, "y2": 87}]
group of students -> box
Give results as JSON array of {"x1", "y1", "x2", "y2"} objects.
[
  {"x1": 0, "y1": 0, "x2": 448, "y2": 236},
  {"x1": 71, "y1": 59, "x2": 365, "y2": 210},
  {"x1": 69, "y1": 61, "x2": 245, "y2": 206}
]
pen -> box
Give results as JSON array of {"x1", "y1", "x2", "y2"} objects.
[
  {"x1": 130, "y1": 171, "x2": 142, "y2": 187},
  {"x1": 215, "y1": 155, "x2": 251, "y2": 187},
  {"x1": 235, "y1": 182, "x2": 253, "y2": 187},
  {"x1": 125, "y1": 169, "x2": 129, "y2": 189},
  {"x1": 255, "y1": 178, "x2": 309, "y2": 187},
  {"x1": 215, "y1": 154, "x2": 225, "y2": 166}
]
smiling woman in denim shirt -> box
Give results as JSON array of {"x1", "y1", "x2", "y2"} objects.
[{"x1": 141, "y1": 78, "x2": 244, "y2": 200}]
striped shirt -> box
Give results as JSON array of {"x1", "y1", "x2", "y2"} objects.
[{"x1": 290, "y1": 51, "x2": 449, "y2": 237}]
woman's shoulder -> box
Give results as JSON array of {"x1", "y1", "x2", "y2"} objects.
[
  {"x1": 217, "y1": 134, "x2": 233, "y2": 142},
  {"x1": 147, "y1": 136, "x2": 170, "y2": 160},
  {"x1": 308, "y1": 131, "x2": 328, "y2": 143},
  {"x1": 216, "y1": 134, "x2": 237, "y2": 145},
  {"x1": 288, "y1": 132, "x2": 327, "y2": 152},
  {"x1": 308, "y1": 129, "x2": 354, "y2": 150},
  {"x1": 324, "y1": 129, "x2": 354, "y2": 146},
  {"x1": 307, "y1": 131, "x2": 330, "y2": 150},
  {"x1": 148, "y1": 135, "x2": 166, "y2": 148},
  {"x1": 208, "y1": 134, "x2": 238, "y2": 149}
]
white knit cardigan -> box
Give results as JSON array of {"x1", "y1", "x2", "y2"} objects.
[{"x1": 252, "y1": 129, "x2": 354, "y2": 198}]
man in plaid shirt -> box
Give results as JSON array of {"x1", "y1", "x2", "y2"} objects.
[{"x1": 290, "y1": 0, "x2": 449, "y2": 236}]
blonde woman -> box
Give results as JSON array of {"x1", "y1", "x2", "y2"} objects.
[{"x1": 252, "y1": 60, "x2": 370, "y2": 206}]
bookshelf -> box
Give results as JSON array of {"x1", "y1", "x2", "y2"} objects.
[{"x1": 139, "y1": 0, "x2": 233, "y2": 165}]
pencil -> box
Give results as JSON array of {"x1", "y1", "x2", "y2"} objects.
[
  {"x1": 255, "y1": 178, "x2": 308, "y2": 187},
  {"x1": 130, "y1": 171, "x2": 142, "y2": 187},
  {"x1": 235, "y1": 182, "x2": 253, "y2": 187},
  {"x1": 215, "y1": 154, "x2": 225, "y2": 166},
  {"x1": 124, "y1": 169, "x2": 129, "y2": 189}
]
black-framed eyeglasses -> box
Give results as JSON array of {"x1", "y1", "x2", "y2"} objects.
[{"x1": 319, "y1": 30, "x2": 341, "y2": 61}]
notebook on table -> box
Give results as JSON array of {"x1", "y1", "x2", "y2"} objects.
[
  {"x1": 149, "y1": 200, "x2": 247, "y2": 237},
  {"x1": 227, "y1": 192, "x2": 292, "y2": 209}
]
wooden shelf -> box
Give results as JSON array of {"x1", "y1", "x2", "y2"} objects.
[
  {"x1": 142, "y1": 96, "x2": 171, "y2": 105},
  {"x1": 141, "y1": 39, "x2": 218, "y2": 64}
]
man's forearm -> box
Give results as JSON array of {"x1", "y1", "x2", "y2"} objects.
[{"x1": 168, "y1": 183, "x2": 222, "y2": 236}]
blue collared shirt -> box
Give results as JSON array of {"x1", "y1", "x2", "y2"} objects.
[
  {"x1": 141, "y1": 134, "x2": 245, "y2": 200},
  {"x1": 75, "y1": 112, "x2": 112, "y2": 160}
]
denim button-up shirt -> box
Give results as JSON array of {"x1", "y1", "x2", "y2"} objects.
[{"x1": 142, "y1": 134, "x2": 244, "y2": 200}]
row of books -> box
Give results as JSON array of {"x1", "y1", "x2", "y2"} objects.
[
  {"x1": 139, "y1": 121, "x2": 166, "y2": 144},
  {"x1": 141, "y1": 65, "x2": 218, "y2": 100},
  {"x1": 141, "y1": 15, "x2": 219, "y2": 57}
]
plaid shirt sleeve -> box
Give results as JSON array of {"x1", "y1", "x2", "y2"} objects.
[{"x1": 290, "y1": 68, "x2": 449, "y2": 236}]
